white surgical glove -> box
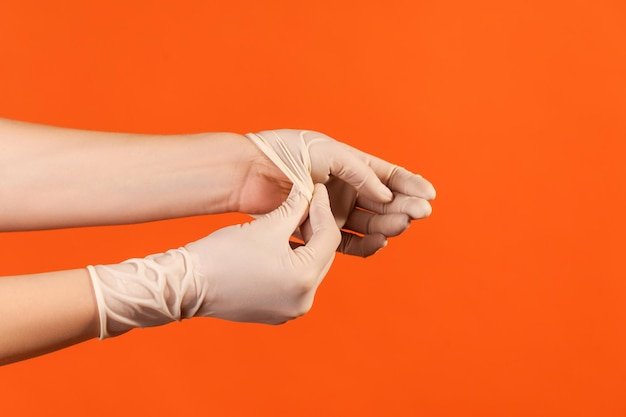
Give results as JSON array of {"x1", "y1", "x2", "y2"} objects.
[
  {"x1": 87, "y1": 184, "x2": 340, "y2": 339},
  {"x1": 246, "y1": 129, "x2": 436, "y2": 257}
]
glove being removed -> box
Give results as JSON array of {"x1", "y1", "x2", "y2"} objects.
[{"x1": 246, "y1": 129, "x2": 436, "y2": 257}]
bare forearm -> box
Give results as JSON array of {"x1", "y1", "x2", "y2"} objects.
[
  {"x1": 0, "y1": 118, "x2": 257, "y2": 230},
  {"x1": 0, "y1": 268, "x2": 99, "y2": 366}
]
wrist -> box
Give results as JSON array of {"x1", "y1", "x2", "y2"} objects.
[
  {"x1": 233, "y1": 132, "x2": 292, "y2": 214},
  {"x1": 156, "y1": 131, "x2": 270, "y2": 216},
  {"x1": 192, "y1": 132, "x2": 254, "y2": 215},
  {"x1": 87, "y1": 247, "x2": 203, "y2": 339}
]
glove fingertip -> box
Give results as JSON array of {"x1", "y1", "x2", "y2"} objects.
[
  {"x1": 312, "y1": 183, "x2": 330, "y2": 204},
  {"x1": 377, "y1": 183, "x2": 394, "y2": 202}
]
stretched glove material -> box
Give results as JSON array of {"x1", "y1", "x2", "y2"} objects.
[
  {"x1": 88, "y1": 184, "x2": 341, "y2": 339},
  {"x1": 246, "y1": 130, "x2": 316, "y2": 201}
]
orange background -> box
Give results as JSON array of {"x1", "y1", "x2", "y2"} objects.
[{"x1": 1, "y1": 1, "x2": 625, "y2": 416}]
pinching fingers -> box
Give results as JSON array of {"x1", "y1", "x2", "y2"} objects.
[{"x1": 294, "y1": 184, "x2": 341, "y2": 266}]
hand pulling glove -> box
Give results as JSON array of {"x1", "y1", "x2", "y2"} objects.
[{"x1": 87, "y1": 184, "x2": 340, "y2": 339}]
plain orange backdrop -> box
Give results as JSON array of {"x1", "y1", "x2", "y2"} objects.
[{"x1": 0, "y1": 1, "x2": 625, "y2": 416}]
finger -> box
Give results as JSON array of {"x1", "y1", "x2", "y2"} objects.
[
  {"x1": 314, "y1": 255, "x2": 335, "y2": 289},
  {"x1": 347, "y1": 147, "x2": 436, "y2": 200},
  {"x1": 298, "y1": 217, "x2": 312, "y2": 242},
  {"x1": 294, "y1": 184, "x2": 341, "y2": 267},
  {"x1": 344, "y1": 209, "x2": 410, "y2": 237},
  {"x1": 299, "y1": 229, "x2": 388, "y2": 257},
  {"x1": 325, "y1": 176, "x2": 357, "y2": 229},
  {"x1": 297, "y1": 177, "x2": 355, "y2": 242},
  {"x1": 357, "y1": 192, "x2": 433, "y2": 220},
  {"x1": 325, "y1": 144, "x2": 394, "y2": 203},
  {"x1": 337, "y1": 232, "x2": 387, "y2": 258},
  {"x1": 259, "y1": 185, "x2": 309, "y2": 236},
  {"x1": 296, "y1": 253, "x2": 335, "y2": 316},
  {"x1": 387, "y1": 166, "x2": 436, "y2": 201}
]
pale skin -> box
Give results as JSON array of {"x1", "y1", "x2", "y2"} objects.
[{"x1": 0, "y1": 118, "x2": 435, "y2": 366}]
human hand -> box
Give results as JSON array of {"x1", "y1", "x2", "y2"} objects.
[
  {"x1": 88, "y1": 184, "x2": 340, "y2": 338},
  {"x1": 243, "y1": 129, "x2": 436, "y2": 256},
  {"x1": 187, "y1": 183, "x2": 340, "y2": 324}
]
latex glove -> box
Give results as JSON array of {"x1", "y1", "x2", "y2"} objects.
[
  {"x1": 87, "y1": 184, "x2": 340, "y2": 339},
  {"x1": 246, "y1": 129, "x2": 436, "y2": 257}
]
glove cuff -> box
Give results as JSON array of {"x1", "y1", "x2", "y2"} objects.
[
  {"x1": 245, "y1": 131, "x2": 314, "y2": 201},
  {"x1": 87, "y1": 247, "x2": 204, "y2": 339}
]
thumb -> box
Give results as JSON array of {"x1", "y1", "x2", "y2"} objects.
[
  {"x1": 294, "y1": 184, "x2": 342, "y2": 266},
  {"x1": 257, "y1": 185, "x2": 310, "y2": 236}
]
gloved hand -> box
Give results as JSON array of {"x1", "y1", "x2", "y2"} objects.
[
  {"x1": 246, "y1": 129, "x2": 436, "y2": 257},
  {"x1": 87, "y1": 184, "x2": 340, "y2": 339}
]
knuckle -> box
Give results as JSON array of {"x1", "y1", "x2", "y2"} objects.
[
  {"x1": 292, "y1": 273, "x2": 316, "y2": 294},
  {"x1": 285, "y1": 276, "x2": 318, "y2": 318},
  {"x1": 292, "y1": 299, "x2": 313, "y2": 318}
]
